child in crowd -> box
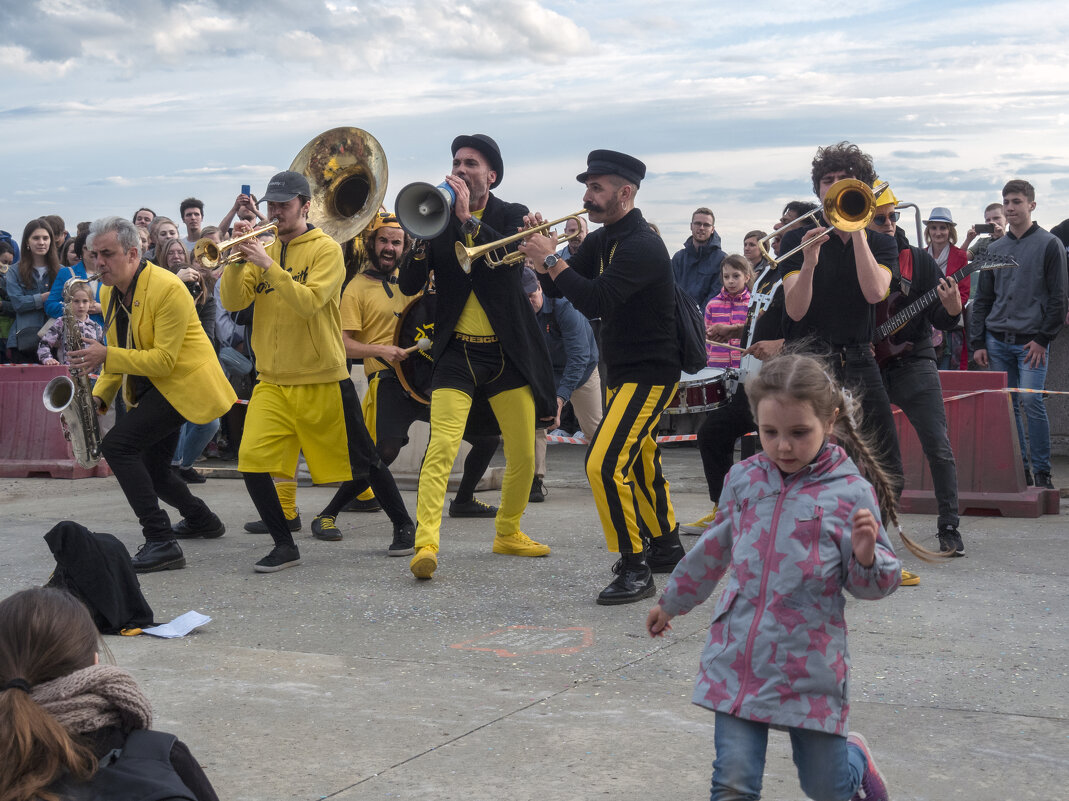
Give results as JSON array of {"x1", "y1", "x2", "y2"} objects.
[
  {"x1": 704, "y1": 254, "x2": 753, "y2": 369},
  {"x1": 647, "y1": 353, "x2": 922, "y2": 801},
  {"x1": 38, "y1": 282, "x2": 104, "y2": 366},
  {"x1": 0, "y1": 587, "x2": 219, "y2": 801}
]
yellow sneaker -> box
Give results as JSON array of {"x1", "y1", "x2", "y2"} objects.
[
  {"x1": 410, "y1": 547, "x2": 438, "y2": 579},
  {"x1": 680, "y1": 507, "x2": 717, "y2": 535},
  {"x1": 492, "y1": 531, "x2": 551, "y2": 557},
  {"x1": 900, "y1": 569, "x2": 920, "y2": 586}
]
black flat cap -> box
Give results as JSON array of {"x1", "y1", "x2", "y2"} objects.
[
  {"x1": 576, "y1": 149, "x2": 646, "y2": 186},
  {"x1": 452, "y1": 134, "x2": 504, "y2": 189}
]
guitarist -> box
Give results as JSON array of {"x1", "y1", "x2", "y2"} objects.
[{"x1": 868, "y1": 182, "x2": 966, "y2": 558}]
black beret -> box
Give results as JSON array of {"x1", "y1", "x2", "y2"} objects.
[{"x1": 576, "y1": 149, "x2": 646, "y2": 187}]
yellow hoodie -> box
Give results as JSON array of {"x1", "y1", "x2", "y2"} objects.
[{"x1": 219, "y1": 226, "x2": 348, "y2": 385}]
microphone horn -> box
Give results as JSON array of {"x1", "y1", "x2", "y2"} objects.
[{"x1": 395, "y1": 181, "x2": 456, "y2": 239}]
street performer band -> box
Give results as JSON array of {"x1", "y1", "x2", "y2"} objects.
[{"x1": 63, "y1": 133, "x2": 1036, "y2": 605}]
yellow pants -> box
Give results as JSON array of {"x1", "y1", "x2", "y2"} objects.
[
  {"x1": 586, "y1": 383, "x2": 677, "y2": 554},
  {"x1": 414, "y1": 386, "x2": 534, "y2": 552}
]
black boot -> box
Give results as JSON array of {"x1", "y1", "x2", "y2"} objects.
[
  {"x1": 597, "y1": 552, "x2": 655, "y2": 606},
  {"x1": 131, "y1": 540, "x2": 186, "y2": 573},
  {"x1": 647, "y1": 525, "x2": 685, "y2": 573}
]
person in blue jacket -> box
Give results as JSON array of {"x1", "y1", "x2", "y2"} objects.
[{"x1": 671, "y1": 206, "x2": 726, "y2": 308}]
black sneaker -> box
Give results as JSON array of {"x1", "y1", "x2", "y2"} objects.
[
  {"x1": 244, "y1": 514, "x2": 302, "y2": 534},
  {"x1": 1025, "y1": 468, "x2": 1034, "y2": 486},
  {"x1": 175, "y1": 465, "x2": 207, "y2": 484},
  {"x1": 1033, "y1": 470, "x2": 1054, "y2": 490},
  {"x1": 345, "y1": 496, "x2": 382, "y2": 513},
  {"x1": 254, "y1": 544, "x2": 302, "y2": 573},
  {"x1": 937, "y1": 525, "x2": 965, "y2": 557},
  {"x1": 389, "y1": 522, "x2": 416, "y2": 556},
  {"x1": 529, "y1": 476, "x2": 547, "y2": 503},
  {"x1": 448, "y1": 497, "x2": 498, "y2": 518},
  {"x1": 311, "y1": 514, "x2": 342, "y2": 541},
  {"x1": 172, "y1": 514, "x2": 225, "y2": 539}
]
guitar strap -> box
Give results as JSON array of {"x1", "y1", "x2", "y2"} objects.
[{"x1": 897, "y1": 248, "x2": 913, "y2": 296}]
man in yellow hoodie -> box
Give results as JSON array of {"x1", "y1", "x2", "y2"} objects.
[
  {"x1": 71, "y1": 216, "x2": 236, "y2": 573},
  {"x1": 220, "y1": 170, "x2": 413, "y2": 572}
]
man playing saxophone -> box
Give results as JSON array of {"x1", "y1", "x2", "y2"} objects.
[{"x1": 69, "y1": 216, "x2": 236, "y2": 573}]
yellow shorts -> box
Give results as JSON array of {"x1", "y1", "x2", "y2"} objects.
[{"x1": 239, "y1": 381, "x2": 353, "y2": 484}]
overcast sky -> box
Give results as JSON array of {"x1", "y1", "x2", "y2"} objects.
[{"x1": 3, "y1": 0, "x2": 1069, "y2": 254}]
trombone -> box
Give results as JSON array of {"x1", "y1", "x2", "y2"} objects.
[
  {"x1": 757, "y1": 179, "x2": 888, "y2": 266},
  {"x1": 193, "y1": 220, "x2": 278, "y2": 269},
  {"x1": 454, "y1": 210, "x2": 588, "y2": 273}
]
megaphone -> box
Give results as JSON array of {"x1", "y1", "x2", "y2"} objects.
[{"x1": 394, "y1": 181, "x2": 456, "y2": 239}]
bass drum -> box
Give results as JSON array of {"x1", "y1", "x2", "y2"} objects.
[{"x1": 392, "y1": 292, "x2": 436, "y2": 405}]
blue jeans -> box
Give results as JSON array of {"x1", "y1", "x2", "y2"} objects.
[
  {"x1": 711, "y1": 712, "x2": 864, "y2": 801},
  {"x1": 173, "y1": 419, "x2": 221, "y2": 469},
  {"x1": 985, "y1": 333, "x2": 1051, "y2": 473}
]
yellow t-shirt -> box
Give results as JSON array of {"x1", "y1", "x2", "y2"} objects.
[
  {"x1": 454, "y1": 208, "x2": 496, "y2": 336},
  {"x1": 339, "y1": 272, "x2": 412, "y2": 375}
]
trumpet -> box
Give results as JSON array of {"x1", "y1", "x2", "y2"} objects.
[
  {"x1": 454, "y1": 210, "x2": 588, "y2": 273},
  {"x1": 193, "y1": 220, "x2": 278, "y2": 269},
  {"x1": 757, "y1": 179, "x2": 888, "y2": 266}
]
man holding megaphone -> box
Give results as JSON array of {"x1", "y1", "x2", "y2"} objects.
[{"x1": 396, "y1": 134, "x2": 556, "y2": 581}]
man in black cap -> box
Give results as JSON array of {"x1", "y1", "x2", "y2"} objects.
[
  {"x1": 519, "y1": 149, "x2": 685, "y2": 605},
  {"x1": 397, "y1": 134, "x2": 557, "y2": 580},
  {"x1": 221, "y1": 170, "x2": 413, "y2": 572}
]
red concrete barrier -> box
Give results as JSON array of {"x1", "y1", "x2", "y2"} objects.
[
  {"x1": 0, "y1": 365, "x2": 111, "y2": 479},
  {"x1": 894, "y1": 370, "x2": 1058, "y2": 517}
]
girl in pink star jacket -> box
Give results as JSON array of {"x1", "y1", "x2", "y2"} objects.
[{"x1": 647, "y1": 353, "x2": 911, "y2": 801}]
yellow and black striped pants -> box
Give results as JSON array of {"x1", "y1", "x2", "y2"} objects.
[{"x1": 585, "y1": 382, "x2": 678, "y2": 554}]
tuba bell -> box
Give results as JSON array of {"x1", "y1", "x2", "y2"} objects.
[{"x1": 289, "y1": 127, "x2": 389, "y2": 243}]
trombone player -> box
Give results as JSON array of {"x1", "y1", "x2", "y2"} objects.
[
  {"x1": 397, "y1": 133, "x2": 557, "y2": 580},
  {"x1": 779, "y1": 142, "x2": 905, "y2": 510}
]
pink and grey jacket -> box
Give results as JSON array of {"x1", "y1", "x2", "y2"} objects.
[
  {"x1": 704, "y1": 287, "x2": 750, "y2": 368},
  {"x1": 658, "y1": 443, "x2": 901, "y2": 735}
]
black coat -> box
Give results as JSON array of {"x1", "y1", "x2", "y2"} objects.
[{"x1": 398, "y1": 193, "x2": 556, "y2": 420}]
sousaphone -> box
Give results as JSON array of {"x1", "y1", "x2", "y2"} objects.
[{"x1": 290, "y1": 127, "x2": 389, "y2": 242}]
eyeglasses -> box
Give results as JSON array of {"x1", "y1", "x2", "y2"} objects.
[
  {"x1": 691, "y1": 222, "x2": 713, "y2": 228},
  {"x1": 872, "y1": 212, "x2": 900, "y2": 226}
]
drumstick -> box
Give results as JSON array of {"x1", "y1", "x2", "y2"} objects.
[
  {"x1": 403, "y1": 337, "x2": 431, "y2": 354},
  {"x1": 706, "y1": 340, "x2": 747, "y2": 352}
]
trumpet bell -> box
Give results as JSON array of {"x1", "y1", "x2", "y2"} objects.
[
  {"x1": 290, "y1": 127, "x2": 388, "y2": 243},
  {"x1": 824, "y1": 178, "x2": 879, "y2": 232}
]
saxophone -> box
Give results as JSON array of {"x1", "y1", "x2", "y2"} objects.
[{"x1": 42, "y1": 275, "x2": 103, "y2": 468}]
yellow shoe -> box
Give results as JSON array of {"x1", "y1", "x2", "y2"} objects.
[
  {"x1": 410, "y1": 547, "x2": 438, "y2": 579},
  {"x1": 680, "y1": 507, "x2": 717, "y2": 535},
  {"x1": 900, "y1": 569, "x2": 920, "y2": 586},
  {"x1": 492, "y1": 531, "x2": 551, "y2": 557}
]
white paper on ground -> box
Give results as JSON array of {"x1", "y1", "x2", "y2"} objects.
[{"x1": 140, "y1": 611, "x2": 211, "y2": 638}]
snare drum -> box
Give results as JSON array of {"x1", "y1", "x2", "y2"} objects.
[{"x1": 664, "y1": 367, "x2": 730, "y2": 414}]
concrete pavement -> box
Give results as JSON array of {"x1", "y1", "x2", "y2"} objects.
[{"x1": 1, "y1": 443, "x2": 1067, "y2": 800}]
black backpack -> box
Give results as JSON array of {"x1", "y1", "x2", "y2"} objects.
[
  {"x1": 48, "y1": 730, "x2": 197, "y2": 800},
  {"x1": 674, "y1": 284, "x2": 708, "y2": 374}
]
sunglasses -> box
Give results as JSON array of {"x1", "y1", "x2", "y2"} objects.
[{"x1": 873, "y1": 212, "x2": 900, "y2": 226}]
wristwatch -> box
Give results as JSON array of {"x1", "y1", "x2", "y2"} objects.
[{"x1": 543, "y1": 253, "x2": 560, "y2": 270}]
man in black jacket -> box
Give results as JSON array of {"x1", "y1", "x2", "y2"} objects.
[
  {"x1": 869, "y1": 182, "x2": 965, "y2": 556},
  {"x1": 398, "y1": 134, "x2": 556, "y2": 580},
  {"x1": 521, "y1": 150, "x2": 685, "y2": 606}
]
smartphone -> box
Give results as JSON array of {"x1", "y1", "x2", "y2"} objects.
[
  {"x1": 975, "y1": 223, "x2": 995, "y2": 234},
  {"x1": 241, "y1": 184, "x2": 251, "y2": 196}
]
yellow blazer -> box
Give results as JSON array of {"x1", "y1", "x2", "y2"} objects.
[{"x1": 93, "y1": 262, "x2": 236, "y2": 423}]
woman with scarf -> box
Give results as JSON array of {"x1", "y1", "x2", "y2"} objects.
[
  {"x1": 924, "y1": 207, "x2": 971, "y2": 369},
  {"x1": 0, "y1": 587, "x2": 218, "y2": 801}
]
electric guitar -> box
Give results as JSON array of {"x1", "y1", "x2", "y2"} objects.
[{"x1": 874, "y1": 252, "x2": 1018, "y2": 365}]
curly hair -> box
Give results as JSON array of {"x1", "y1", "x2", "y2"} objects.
[{"x1": 810, "y1": 142, "x2": 877, "y2": 196}]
